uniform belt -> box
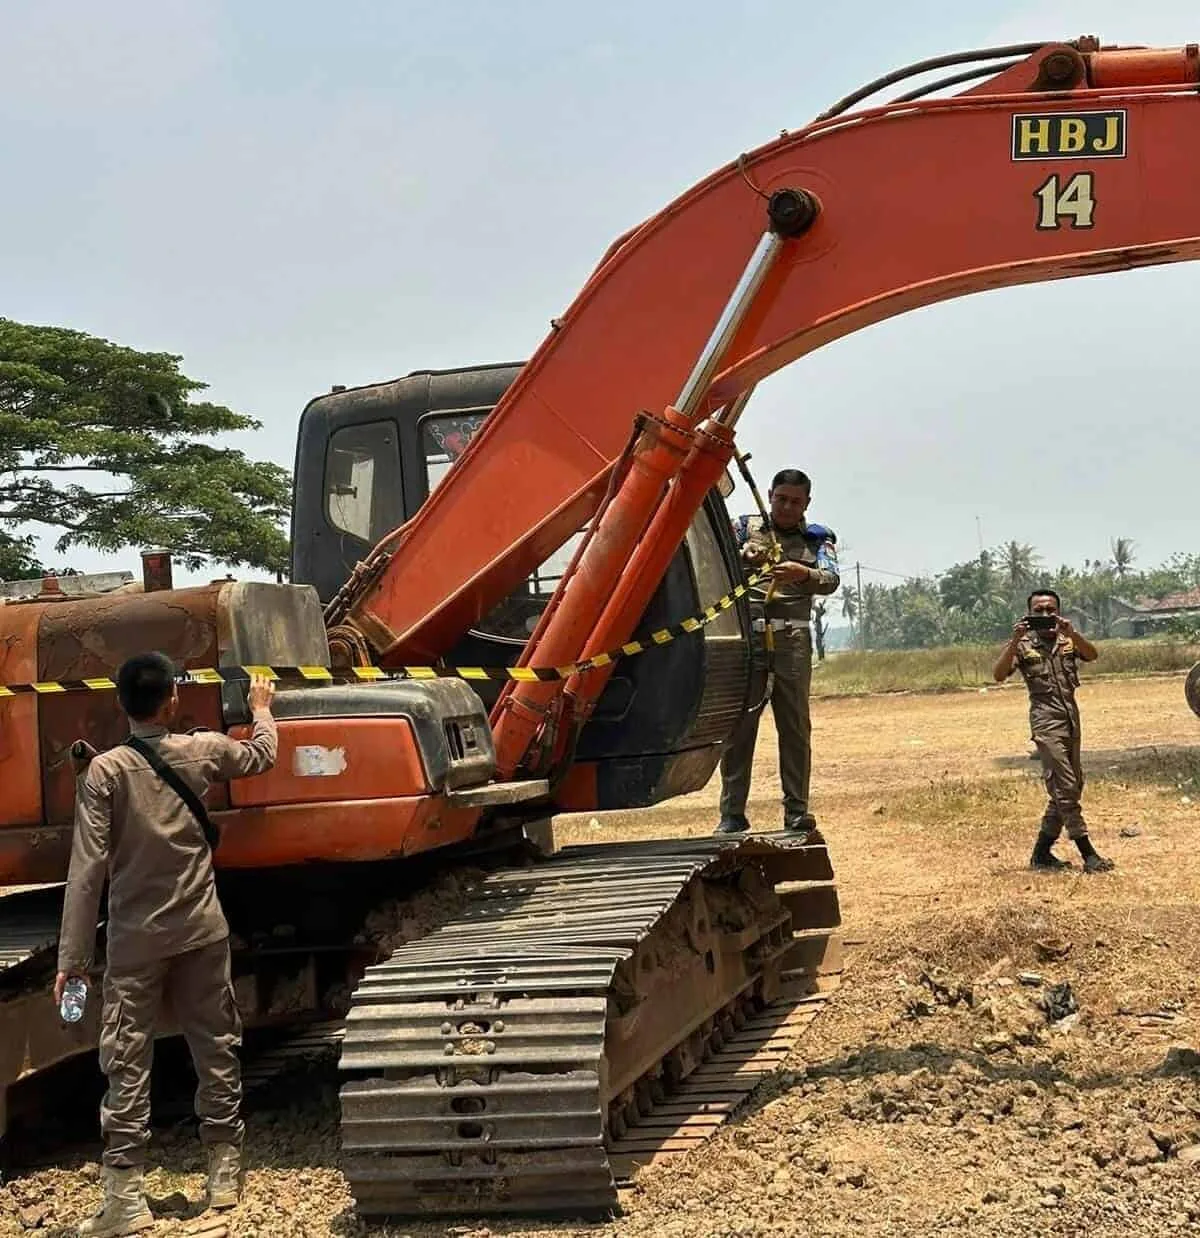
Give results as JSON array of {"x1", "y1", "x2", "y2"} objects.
[{"x1": 752, "y1": 618, "x2": 811, "y2": 633}]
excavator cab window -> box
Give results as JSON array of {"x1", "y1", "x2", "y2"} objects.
[
  {"x1": 422, "y1": 408, "x2": 584, "y2": 643},
  {"x1": 473, "y1": 530, "x2": 587, "y2": 643},
  {"x1": 685, "y1": 517, "x2": 741, "y2": 639},
  {"x1": 421, "y1": 411, "x2": 489, "y2": 493},
  {"x1": 325, "y1": 422, "x2": 403, "y2": 546}
]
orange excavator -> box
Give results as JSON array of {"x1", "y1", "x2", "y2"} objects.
[{"x1": 1, "y1": 35, "x2": 1199, "y2": 1216}]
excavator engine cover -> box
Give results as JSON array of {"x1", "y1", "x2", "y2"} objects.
[{"x1": 0, "y1": 580, "x2": 329, "y2": 882}]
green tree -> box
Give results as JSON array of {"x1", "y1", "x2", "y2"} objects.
[
  {"x1": 0, "y1": 319, "x2": 291, "y2": 575},
  {"x1": 0, "y1": 531, "x2": 43, "y2": 581},
  {"x1": 895, "y1": 581, "x2": 946, "y2": 649},
  {"x1": 1110, "y1": 537, "x2": 1136, "y2": 578},
  {"x1": 999, "y1": 540, "x2": 1043, "y2": 607},
  {"x1": 1059, "y1": 558, "x2": 1121, "y2": 637},
  {"x1": 937, "y1": 551, "x2": 1010, "y2": 640},
  {"x1": 840, "y1": 585, "x2": 859, "y2": 644}
]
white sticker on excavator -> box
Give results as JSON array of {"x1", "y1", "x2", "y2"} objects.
[{"x1": 293, "y1": 745, "x2": 347, "y2": 777}]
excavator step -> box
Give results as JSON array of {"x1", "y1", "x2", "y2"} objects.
[
  {"x1": 337, "y1": 832, "x2": 841, "y2": 1218},
  {"x1": 0, "y1": 887, "x2": 64, "y2": 978}
]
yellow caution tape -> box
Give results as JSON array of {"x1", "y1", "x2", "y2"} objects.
[{"x1": 0, "y1": 561, "x2": 780, "y2": 695}]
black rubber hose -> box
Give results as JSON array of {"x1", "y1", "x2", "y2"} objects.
[
  {"x1": 889, "y1": 59, "x2": 1026, "y2": 103},
  {"x1": 815, "y1": 41, "x2": 1051, "y2": 120}
]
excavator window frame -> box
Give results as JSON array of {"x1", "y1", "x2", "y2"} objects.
[
  {"x1": 418, "y1": 408, "x2": 491, "y2": 498},
  {"x1": 323, "y1": 420, "x2": 404, "y2": 548}
]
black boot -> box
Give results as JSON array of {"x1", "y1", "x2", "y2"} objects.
[
  {"x1": 1076, "y1": 835, "x2": 1114, "y2": 873},
  {"x1": 784, "y1": 812, "x2": 817, "y2": 838},
  {"x1": 714, "y1": 813, "x2": 750, "y2": 835},
  {"x1": 1030, "y1": 832, "x2": 1069, "y2": 871}
]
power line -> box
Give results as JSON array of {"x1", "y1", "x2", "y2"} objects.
[{"x1": 856, "y1": 563, "x2": 921, "y2": 581}]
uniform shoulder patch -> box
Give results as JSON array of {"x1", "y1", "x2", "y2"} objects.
[{"x1": 733, "y1": 513, "x2": 767, "y2": 545}]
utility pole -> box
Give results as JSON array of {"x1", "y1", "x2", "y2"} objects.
[{"x1": 856, "y1": 560, "x2": 865, "y2": 651}]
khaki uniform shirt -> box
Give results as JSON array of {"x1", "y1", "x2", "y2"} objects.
[
  {"x1": 1009, "y1": 632, "x2": 1082, "y2": 731},
  {"x1": 734, "y1": 515, "x2": 840, "y2": 621},
  {"x1": 58, "y1": 711, "x2": 278, "y2": 974}
]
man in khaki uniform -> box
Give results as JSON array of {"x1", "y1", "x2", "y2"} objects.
[
  {"x1": 716, "y1": 468, "x2": 839, "y2": 836},
  {"x1": 993, "y1": 589, "x2": 1114, "y2": 873},
  {"x1": 56, "y1": 654, "x2": 277, "y2": 1235}
]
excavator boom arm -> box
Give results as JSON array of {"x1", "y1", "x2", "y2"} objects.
[{"x1": 340, "y1": 40, "x2": 1200, "y2": 665}]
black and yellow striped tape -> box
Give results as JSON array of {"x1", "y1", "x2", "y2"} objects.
[{"x1": 0, "y1": 563, "x2": 776, "y2": 697}]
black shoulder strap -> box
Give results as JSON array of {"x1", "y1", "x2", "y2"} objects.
[{"x1": 125, "y1": 736, "x2": 220, "y2": 852}]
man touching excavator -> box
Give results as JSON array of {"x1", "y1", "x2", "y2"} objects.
[
  {"x1": 56, "y1": 655, "x2": 277, "y2": 1236},
  {"x1": 715, "y1": 468, "x2": 839, "y2": 837}
]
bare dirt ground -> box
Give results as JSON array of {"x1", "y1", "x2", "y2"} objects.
[{"x1": 6, "y1": 674, "x2": 1200, "y2": 1236}]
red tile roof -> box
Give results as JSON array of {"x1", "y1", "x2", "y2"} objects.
[{"x1": 1136, "y1": 587, "x2": 1200, "y2": 613}]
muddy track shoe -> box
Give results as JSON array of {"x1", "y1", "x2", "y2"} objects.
[
  {"x1": 338, "y1": 834, "x2": 841, "y2": 1218},
  {"x1": 1083, "y1": 853, "x2": 1115, "y2": 874}
]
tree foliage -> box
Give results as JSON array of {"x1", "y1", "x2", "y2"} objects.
[
  {"x1": 0, "y1": 319, "x2": 291, "y2": 576},
  {"x1": 0, "y1": 531, "x2": 44, "y2": 581},
  {"x1": 854, "y1": 536, "x2": 1194, "y2": 650}
]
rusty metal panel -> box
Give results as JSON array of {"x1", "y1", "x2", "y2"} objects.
[
  {"x1": 0, "y1": 828, "x2": 72, "y2": 887},
  {"x1": 36, "y1": 587, "x2": 225, "y2": 827},
  {"x1": 37, "y1": 585, "x2": 224, "y2": 681},
  {"x1": 215, "y1": 581, "x2": 330, "y2": 669},
  {"x1": 0, "y1": 604, "x2": 44, "y2": 828}
]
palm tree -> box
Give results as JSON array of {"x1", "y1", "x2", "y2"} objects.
[
  {"x1": 841, "y1": 585, "x2": 859, "y2": 634},
  {"x1": 1000, "y1": 540, "x2": 1043, "y2": 591},
  {"x1": 940, "y1": 551, "x2": 1007, "y2": 614},
  {"x1": 1110, "y1": 537, "x2": 1136, "y2": 578}
]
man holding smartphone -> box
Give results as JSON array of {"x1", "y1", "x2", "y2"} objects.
[{"x1": 993, "y1": 589, "x2": 1114, "y2": 873}]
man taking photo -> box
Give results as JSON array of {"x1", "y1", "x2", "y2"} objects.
[{"x1": 993, "y1": 590, "x2": 1114, "y2": 874}]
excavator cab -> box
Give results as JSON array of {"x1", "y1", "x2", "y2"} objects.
[{"x1": 292, "y1": 364, "x2": 759, "y2": 810}]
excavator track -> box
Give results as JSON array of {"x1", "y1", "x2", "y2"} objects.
[
  {"x1": 0, "y1": 887, "x2": 64, "y2": 981},
  {"x1": 338, "y1": 832, "x2": 840, "y2": 1217}
]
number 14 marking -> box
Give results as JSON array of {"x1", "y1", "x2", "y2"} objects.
[{"x1": 1034, "y1": 172, "x2": 1096, "y2": 230}]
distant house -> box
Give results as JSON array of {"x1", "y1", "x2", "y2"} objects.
[
  {"x1": 1112, "y1": 588, "x2": 1200, "y2": 637},
  {"x1": 1061, "y1": 597, "x2": 1138, "y2": 636}
]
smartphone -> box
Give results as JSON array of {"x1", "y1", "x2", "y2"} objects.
[{"x1": 1026, "y1": 613, "x2": 1058, "y2": 631}]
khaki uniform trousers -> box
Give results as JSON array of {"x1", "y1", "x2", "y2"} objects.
[
  {"x1": 99, "y1": 938, "x2": 243, "y2": 1168},
  {"x1": 719, "y1": 626, "x2": 813, "y2": 821},
  {"x1": 1033, "y1": 709, "x2": 1087, "y2": 841}
]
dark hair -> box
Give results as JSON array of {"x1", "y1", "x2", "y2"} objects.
[
  {"x1": 1027, "y1": 588, "x2": 1061, "y2": 610},
  {"x1": 770, "y1": 468, "x2": 811, "y2": 492},
  {"x1": 116, "y1": 652, "x2": 177, "y2": 721}
]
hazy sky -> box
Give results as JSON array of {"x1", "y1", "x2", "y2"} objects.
[{"x1": 4, "y1": 0, "x2": 1197, "y2": 604}]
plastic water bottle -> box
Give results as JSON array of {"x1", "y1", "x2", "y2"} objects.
[{"x1": 60, "y1": 977, "x2": 88, "y2": 1024}]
